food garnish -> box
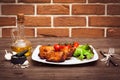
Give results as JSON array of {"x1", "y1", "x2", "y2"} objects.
[
  {"x1": 73, "y1": 42, "x2": 79, "y2": 48},
  {"x1": 73, "y1": 44, "x2": 94, "y2": 60},
  {"x1": 54, "y1": 44, "x2": 61, "y2": 51}
]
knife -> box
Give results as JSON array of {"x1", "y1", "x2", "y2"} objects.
[{"x1": 99, "y1": 51, "x2": 118, "y2": 67}]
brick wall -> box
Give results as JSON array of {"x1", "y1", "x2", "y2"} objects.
[{"x1": 0, "y1": 0, "x2": 120, "y2": 38}]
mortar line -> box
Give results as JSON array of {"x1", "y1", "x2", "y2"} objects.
[
  {"x1": 105, "y1": 4, "x2": 107, "y2": 15},
  {"x1": 16, "y1": 0, "x2": 18, "y2": 3},
  {"x1": 69, "y1": 28, "x2": 72, "y2": 37},
  {"x1": 104, "y1": 28, "x2": 107, "y2": 38},
  {"x1": 51, "y1": 0, "x2": 53, "y2": 4},
  {"x1": 51, "y1": 16, "x2": 54, "y2": 28},
  {"x1": 69, "y1": 4, "x2": 72, "y2": 16},
  {"x1": 86, "y1": 16, "x2": 89, "y2": 28},
  {"x1": 35, "y1": 28, "x2": 37, "y2": 37},
  {"x1": 86, "y1": 0, "x2": 88, "y2": 4}
]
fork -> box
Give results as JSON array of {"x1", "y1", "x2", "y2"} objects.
[{"x1": 106, "y1": 48, "x2": 115, "y2": 66}]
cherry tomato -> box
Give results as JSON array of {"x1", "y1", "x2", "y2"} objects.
[
  {"x1": 73, "y1": 42, "x2": 79, "y2": 48},
  {"x1": 66, "y1": 44, "x2": 72, "y2": 49},
  {"x1": 63, "y1": 44, "x2": 72, "y2": 50},
  {"x1": 54, "y1": 44, "x2": 60, "y2": 51},
  {"x1": 59, "y1": 45, "x2": 64, "y2": 49}
]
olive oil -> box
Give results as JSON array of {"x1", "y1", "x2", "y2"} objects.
[
  {"x1": 11, "y1": 41, "x2": 32, "y2": 57},
  {"x1": 11, "y1": 46, "x2": 32, "y2": 57},
  {"x1": 11, "y1": 13, "x2": 32, "y2": 57}
]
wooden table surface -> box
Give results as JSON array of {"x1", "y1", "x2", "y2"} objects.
[{"x1": 0, "y1": 38, "x2": 120, "y2": 80}]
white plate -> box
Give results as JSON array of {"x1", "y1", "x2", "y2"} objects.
[{"x1": 32, "y1": 45, "x2": 99, "y2": 65}]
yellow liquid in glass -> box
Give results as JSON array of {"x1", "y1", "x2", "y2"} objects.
[{"x1": 11, "y1": 46, "x2": 32, "y2": 57}]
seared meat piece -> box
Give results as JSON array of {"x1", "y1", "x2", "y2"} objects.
[
  {"x1": 46, "y1": 51, "x2": 65, "y2": 62},
  {"x1": 39, "y1": 46, "x2": 54, "y2": 59},
  {"x1": 61, "y1": 47, "x2": 75, "y2": 60}
]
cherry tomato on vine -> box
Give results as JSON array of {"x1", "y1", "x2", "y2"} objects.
[
  {"x1": 73, "y1": 42, "x2": 79, "y2": 48},
  {"x1": 54, "y1": 44, "x2": 60, "y2": 51}
]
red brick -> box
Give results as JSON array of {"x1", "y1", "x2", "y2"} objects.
[
  {"x1": 89, "y1": 16, "x2": 120, "y2": 27},
  {"x1": 2, "y1": 28, "x2": 34, "y2": 37},
  {"x1": 37, "y1": 5, "x2": 69, "y2": 15},
  {"x1": 89, "y1": 0, "x2": 120, "y2": 3},
  {"x1": 24, "y1": 28, "x2": 34, "y2": 37},
  {"x1": 72, "y1": 4, "x2": 105, "y2": 15},
  {"x1": 108, "y1": 5, "x2": 120, "y2": 15},
  {"x1": 54, "y1": 16, "x2": 86, "y2": 27},
  {"x1": 18, "y1": 0, "x2": 50, "y2": 3},
  {"x1": 107, "y1": 28, "x2": 120, "y2": 38},
  {"x1": 24, "y1": 16, "x2": 51, "y2": 27},
  {"x1": 2, "y1": 28, "x2": 11, "y2": 37},
  {"x1": 0, "y1": 17, "x2": 16, "y2": 26},
  {"x1": 37, "y1": 28, "x2": 69, "y2": 37},
  {"x1": 72, "y1": 28, "x2": 104, "y2": 38},
  {"x1": 1, "y1": 5, "x2": 34, "y2": 15},
  {"x1": 53, "y1": 0, "x2": 86, "y2": 3},
  {"x1": 0, "y1": 0, "x2": 15, "y2": 3}
]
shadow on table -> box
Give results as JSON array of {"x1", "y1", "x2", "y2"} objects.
[{"x1": 30, "y1": 60, "x2": 99, "y2": 68}]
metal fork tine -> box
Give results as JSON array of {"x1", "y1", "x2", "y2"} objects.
[{"x1": 107, "y1": 48, "x2": 114, "y2": 66}]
